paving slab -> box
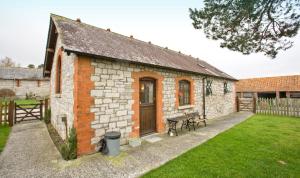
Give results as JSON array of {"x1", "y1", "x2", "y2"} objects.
[{"x1": 0, "y1": 112, "x2": 253, "y2": 178}]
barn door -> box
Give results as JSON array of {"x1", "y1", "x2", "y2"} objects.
[{"x1": 139, "y1": 78, "x2": 156, "y2": 136}]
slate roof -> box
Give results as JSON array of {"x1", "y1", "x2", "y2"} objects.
[
  {"x1": 236, "y1": 75, "x2": 300, "y2": 92},
  {"x1": 49, "y1": 14, "x2": 236, "y2": 80},
  {"x1": 0, "y1": 67, "x2": 48, "y2": 80}
]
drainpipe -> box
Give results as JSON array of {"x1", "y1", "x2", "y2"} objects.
[{"x1": 202, "y1": 77, "x2": 207, "y2": 119}]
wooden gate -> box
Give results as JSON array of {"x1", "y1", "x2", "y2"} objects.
[
  {"x1": 0, "y1": 100, "x2": 14, "y2": 126},
  {"x1": 14, "y1": 102, "x2": 43, "y2": 123},
  {"x1": 236, "y1": 97, "x2": 255, "y2": 112}
]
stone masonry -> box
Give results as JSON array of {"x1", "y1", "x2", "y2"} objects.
[
  {"x1": 0, "y1": 79, "x2": 49, "y2": 98},
  {"x1": 50, "y1": 38, "x2": 75, "y2": 140},
  {"x1": 90, "y1": 58, "x2": 235, "y2": 150},
  {"x1": 49, "y1": 49, "x2": 235, "y2": 150}
]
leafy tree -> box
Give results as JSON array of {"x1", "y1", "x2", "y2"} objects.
[
  {"x1": 189, "y1": 0, "x2": 300, "y2": 58},
  {"x1": 37, "y1": 64, "x2": 44, "y2": 69},
  {"x1": 0, "y1": 57, "x2": 16, "y2": 67},
  {"x1": 27, "y1": 64, "x2": 35, "y2": 68}
]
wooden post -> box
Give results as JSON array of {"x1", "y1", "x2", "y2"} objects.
[
  {"x1": 0, "y1": 100, "x2": 2, "y2": 125},
  {"x1": 8, "y1": 100, "x2": 14, "y2": 127},
  {"x1": 45, "y1": 98, "x2": 49, "y2": 112},
  {"x1": 14, "y1": 103, "x2": 17, "y2": 124},
  {"x1": 4, "y1": 101, "x2": 7, "y2": 124},
  {"x1": 287, "y1": 98, "x2": 290, "y2": 116},
  {"x1": 236, "y1": 96, "x2": 240, "y2": 112},
  {"x1": 40, "y1": 100, "x2": 43, "y2": 120},
  {"x1": 253, "y1": 97, "x2": 256, "y2": 113}
]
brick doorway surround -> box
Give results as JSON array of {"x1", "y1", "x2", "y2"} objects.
[{"x1": 131, "y1": 71, "x2": 165, "y2": 138}]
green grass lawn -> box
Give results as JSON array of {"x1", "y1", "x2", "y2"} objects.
[
  {"x1": 143, "y1": 115, "x2": 300, "y2": 178},
  {"x1": 0, "y1": 125, "x2": 11, "y2": 153},
  {"x1": 1, "y1": 99, "x2": 39, "y2": 109},
  {"x1": 1, "y1": 99, "x2": 39, "y2": 105},
  {"x1": 15, "y1": 99, "x2": 39, "y2": 105}
]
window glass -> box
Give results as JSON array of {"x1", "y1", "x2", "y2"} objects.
[
  {"x1": 56, "y1": 57, "x2": 62, "y2": 94},
  {"x1": 140, "y1": 81, "x2": 154, "y2": 104},
  {"x1": 179, "y1": 80, "x2": 190, "y2": 106}
]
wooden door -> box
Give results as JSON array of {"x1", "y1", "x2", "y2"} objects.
[{"x1": 140, "y1": 78, "x2": 156, "y2": 136}]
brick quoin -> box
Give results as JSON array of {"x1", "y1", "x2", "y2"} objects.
[
  {"x1": 131, "y1": 71, "x2": 164, "y2": 138},
  {"x1": 175, "y1": 76, "x2": 195, "y2": 108},
  {"x1": 73, "y1": 56, "x2": 95, "y2": 156}
]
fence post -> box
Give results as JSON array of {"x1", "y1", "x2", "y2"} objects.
[
  {"x1": 253, "y1": 97, "x2": 256, "y2": 113},
  {"x1": 0, "y1": 100, "x2": 2, "y2": 125},
  {"x1": 14, "y1": 103, "x2": 17, "y2": 124},
  {"x1": 236, "y1": 96, "x2": 239, "y2": 112},
  {"x1": 45, "y1": 98, "x2": 48, "y2": 113},
  {"x1": 40, "y1": 100, "x2": 43, "y2": 120},
  {"x1": 8, "y1": 100, "x2": 14, "y2": 127}
]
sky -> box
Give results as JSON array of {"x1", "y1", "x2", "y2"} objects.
[{"x1": 0, "y1": 0, "x2": 299, "y2": 79}]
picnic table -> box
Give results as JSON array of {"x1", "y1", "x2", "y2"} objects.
[{"x1": 167, "y1": 112, "x2": 206, "y2": 136}]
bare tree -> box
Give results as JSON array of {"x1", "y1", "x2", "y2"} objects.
[{"x1": 0, "y1": 57, "x2": 16, "y2": 67}]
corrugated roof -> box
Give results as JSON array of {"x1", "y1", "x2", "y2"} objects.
[
  {"x1": 236, "y1": 75, "x2": 300, "y2": 92},
  {"x1": 0, "y1": 67, "x2": 48, "y2": 80},
  {"x1": 49, "y1": 14, "x2": 236, "y2": 80}
]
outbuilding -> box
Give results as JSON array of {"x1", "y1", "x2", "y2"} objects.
[{"x1": 44, "y1": 14, "x2": 237, "y2": 156}]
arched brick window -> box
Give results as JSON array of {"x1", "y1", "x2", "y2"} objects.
[
  {"x1": 179, "y1": 80, "x2": 191, "y2": 106},
  {"x1": 55, "y1": 56, "x2": 62, "y2": 94}
]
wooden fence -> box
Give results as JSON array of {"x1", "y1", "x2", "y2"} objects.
[
  {"x1": 256, "y1": 98, "x2": 300, "y2": 117},
  {"x1": 0, "y1": 100, "x2": 14, "y2": 126}
]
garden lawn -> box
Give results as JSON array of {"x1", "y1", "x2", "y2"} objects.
[
  {"x1": 0, "y1": 125, "x2": 11, "y2": 153},
  {"x1": 2, "y1": 99, "x2": 39, "y2": 105},
  {"x1": 15, "y1": 99, "x2": 39, "y2": 105},
  {"x1": 143, "y1": 115, "x2": 300, "y2": 178}
]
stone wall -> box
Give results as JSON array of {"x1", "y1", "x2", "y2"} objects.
[
  {"x1": 205, "y1": 78, "x2": 236, "y2": 119},
  {"x1": 90, "y1": 58, "x2": 236, "y2": 150},
  {"x1": 50, "y1": 37, "x2": 75, "y2": 140},
  {"x1": 0, "y1": 79, "x2": 49, "y2": 98}
]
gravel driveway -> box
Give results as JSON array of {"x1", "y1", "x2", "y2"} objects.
[{"x1": 0, "y1": 112, "x2": 253, "y2": 178}]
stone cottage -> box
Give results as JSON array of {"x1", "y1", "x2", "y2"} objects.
[
  {"x1": 43, "y1": 14, "x2": 237, "y2": 156},
  {"x1": 0, "y1": 67, "x2": 50, "y2": 98}
]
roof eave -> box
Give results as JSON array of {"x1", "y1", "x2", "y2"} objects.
[{"x1": 64, "y1": 48, "x2": 238, "y2": 81}]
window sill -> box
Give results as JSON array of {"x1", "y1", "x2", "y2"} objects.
[
  {"x1": 178, "y1": 105, "x2": 194, "y2": 110},
  {"x1": 55, "y1": 94, "x2": 61, "y2": 98}
]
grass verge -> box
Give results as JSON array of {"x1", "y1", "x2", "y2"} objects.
[
  {"x1": 0, "y1": 125, "x2": 11, "y2": 153},
  {"x1": 143, "y1": 115, "x2": 300, "y2": 178}
]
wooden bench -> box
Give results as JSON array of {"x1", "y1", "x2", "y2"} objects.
[{"x1": 167, "y1": 112, "x2": 207, "y2": 136}]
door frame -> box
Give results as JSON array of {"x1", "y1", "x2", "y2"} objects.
[
  {"x1": 131, "y1": 71, "x2": 165, "y2": 138},
  {"x1": 139, "y1": 77, "x2": 157, "y2": 136}
]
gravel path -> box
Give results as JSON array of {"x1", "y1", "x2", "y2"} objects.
[{"x1": 0, "y1": 112, "x2": 253, "y2": 178}]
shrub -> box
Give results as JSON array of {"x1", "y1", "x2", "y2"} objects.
[
  {"x1": 44, "y1": 109, "x2": 51, "y2": 124},
  {"x1": 60, "y1": 144, "x2": 70, "y2": 160},
  {"x1": 0, "y1": 89, "x2": 15, "y2": 98},
  {"x1": 25, "y1": 92, "x2": 35, "y2": 100},
  {"x1": 59, "y1": 127, "x2": 77, "y2": 160},
  {"x1": 68, "y1": 127, "x2": 77, "y2": 159}
]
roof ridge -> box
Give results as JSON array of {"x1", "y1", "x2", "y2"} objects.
[
  {"x1": 51, "y1": 14, "x2": 207, "y2": 62},
  {"x1": 0, "y1": 66, "x2": 42, "y2": 70},
  {"x1": 49, "y1": 14, "x2": 236, "y2": 80},
  {"x1": 239, "y1": 74, "x2": 300, "y2": 80}
]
